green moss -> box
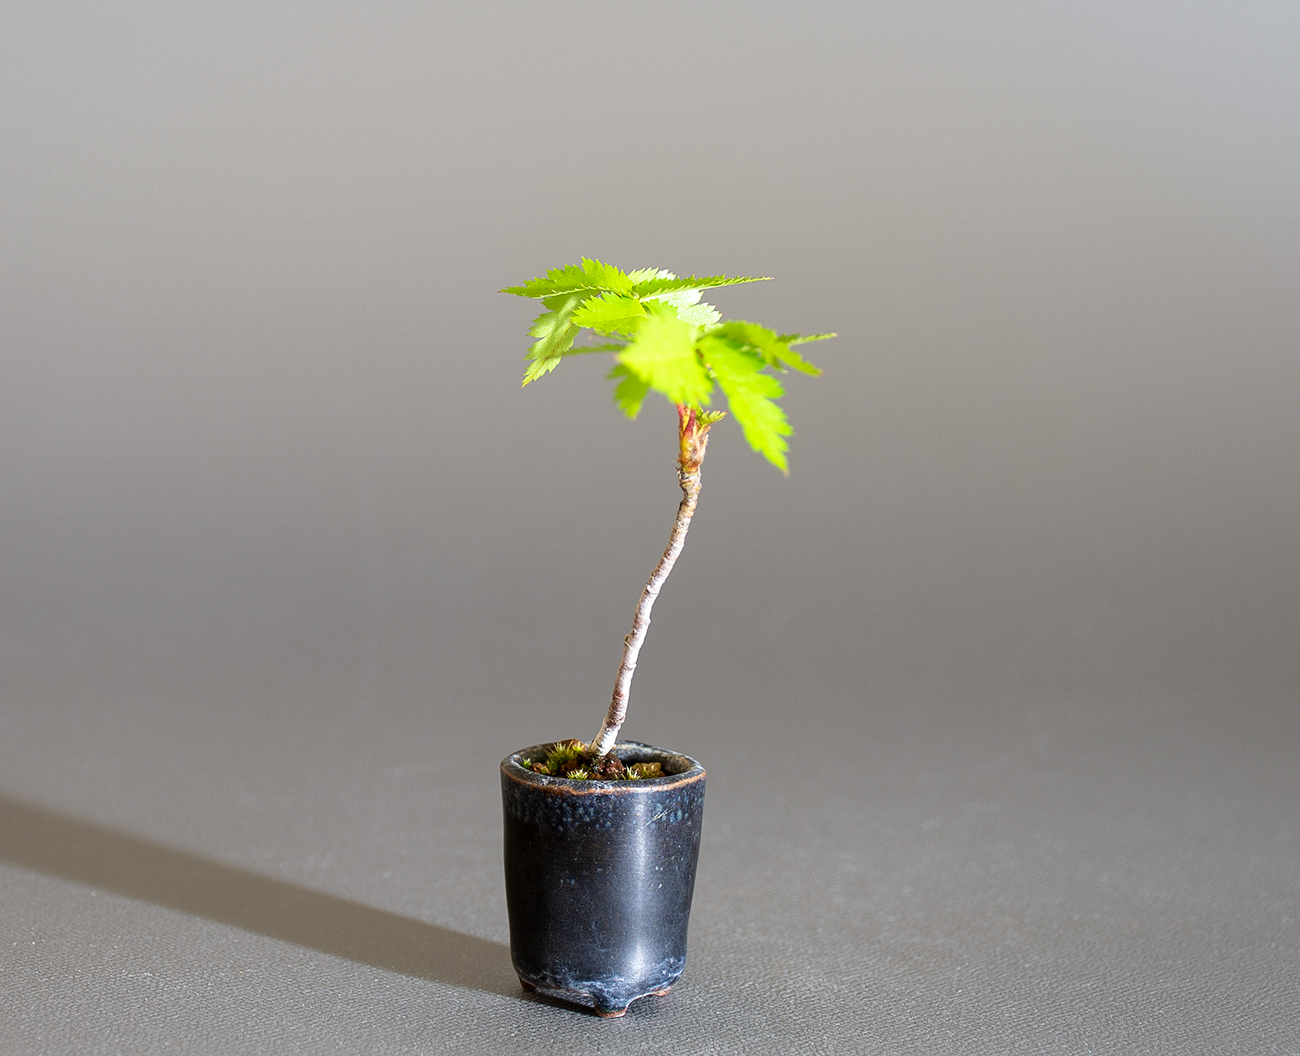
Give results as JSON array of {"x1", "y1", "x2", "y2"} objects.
[{"x1": 526, "y1": 741, "x2": 664, "y2": 781}]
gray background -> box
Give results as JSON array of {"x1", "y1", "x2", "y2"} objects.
[{"x1": 1, "y1": 2, "x2": 1297, "y2": 1053}]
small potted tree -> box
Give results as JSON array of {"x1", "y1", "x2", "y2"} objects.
[{"x1": 499, "y1": 259, "x2": 832, "y2": 1016}]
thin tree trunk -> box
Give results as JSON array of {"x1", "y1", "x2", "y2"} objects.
[{"x1": 590, "y1": 406, "x2": 714, "y2": 757}]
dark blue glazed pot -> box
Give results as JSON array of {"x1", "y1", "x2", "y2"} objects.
[{"x1": 501, "y1": 741, "x2": 706, "y2": 1017}]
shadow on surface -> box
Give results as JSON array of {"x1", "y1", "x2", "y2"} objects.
[{"x1": 0, "y1": 792, "x2": 517, "y2": 998}]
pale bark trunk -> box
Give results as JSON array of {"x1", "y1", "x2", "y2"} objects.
[
  {"x1": 590, "y1": 405, "x2": 713, "y2": 757},
  {"x1": 590, "y1": 466, "x2": 701, "y2": 756}
]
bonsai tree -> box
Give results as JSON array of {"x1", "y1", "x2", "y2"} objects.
[{"x1": 503, "y1": 259, "x2": 832, "y2": 778}]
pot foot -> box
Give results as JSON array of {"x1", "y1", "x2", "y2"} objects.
[
  {"x1": 593, "y1": 1005, "x2": 628, "y2": 1019},
  {"x1": 518, "y1": 979, "x2": 538, "y2": 992}
]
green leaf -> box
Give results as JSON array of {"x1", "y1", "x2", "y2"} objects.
[
  {"x1": 709, "y1": 320, "x2": 781, "y2": 363},
  {"x1": 565, "y1": 341, "x2": 627, "y2": 355},
  {"x1": 674, "y1": 301, "x2": 721, "y2": 327},
  {"x1": 633, "y1": 273, "x2": 771, "y2": 299},
  {"x1": 607, "y1": 364, "x2": 650, "y2": 418},
  {"x1": 771, "y1": 344, "x2": 822, "y2": 376},
  {"x1": 571, "y1": 292, "x2": 647, "y2": 335},
  {"x1": 642, "y1": 298, "x2": 686, "y2": 321},
  {"x1": 713, "y1": 320, "x2": 823, "y2": 376},
  {"x1": 641, "y1": 285, "x2": 722, "y2": 327},
  {"x1": 779, "y1": 331, "x2": 837, "y2": 346},
  {"x1": 627, "y1": 267, "x2": 672, "y2": 284},
  {"x1": 503, "y1": 258, "x2": 634, "y2": 299},
  {"x1": 521, "y1": 293, "x2": 583, "y2": 385},
  {"x1": 656, "y1": 287, "x2": 702, "y2": 307},
  {"x1": 700, "y1": 337, "x2": 792, "y2": 472},
  {"x1": 775, "y1": 332, "x2": 833, "y2": 374},
  {"x1": 618, "y1": 312, "x2": 712, "y2": 408}
]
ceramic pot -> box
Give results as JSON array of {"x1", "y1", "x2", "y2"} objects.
[{"x1": 500, "y1": 741, "x2": 706, "y2": 1017}]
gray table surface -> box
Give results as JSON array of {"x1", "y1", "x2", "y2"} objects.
[{"x1": 3, "y1": 3, "x2": 1297, "y2": 1052}]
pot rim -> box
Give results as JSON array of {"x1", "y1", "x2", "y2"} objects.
[{"x1": 501, "y1": 739, "x2": 705, "y2": 796}]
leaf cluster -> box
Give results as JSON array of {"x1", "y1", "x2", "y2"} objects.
[{"x1": 503, "y1": 259, "x2": 833, "y2": 472}]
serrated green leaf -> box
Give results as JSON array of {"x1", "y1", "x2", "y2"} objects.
[
  {"x1": 578, "y1": 257, "x2": 634, "y2": 295},
  {"x1": 570, "y1": 292, "x2": 646, "y2": 335},
  {"x1": 700, "y1": 337, "x2": 792, "y2": 472},
  {"x1": 522, "y1": 360, "x2": 554, "y2": 385},
  {"x1": 674, "y1": 301, "x2": 721, "y2": 327},
  {"x1": 633, "y1": 273, "x2": 771, "y2": 299},
  {"x1": 775, "y1": 333, "x2": 833, "y2": 374},
  {"x1": 503, "y1": 265, "x2": 588, "y2": 299},
  {"x1": 778, "y1": 332, "x2": 837, "y2": 346},
  {"x1": 607, "y1": 364, "x2": 650, "y2": 418},
  {"x1": 658, "y1": 287, "x2": 703, "y2": 308},
  {"x1": 711, "y1": 320, "x2": 823, "y2": 376},
  {"x1": 627, "y1": 267, "x2": 673, "y2": 284},
  {"x1": 642, "y1": 298, "x2": 684, "y2": 320},
  {"x1": 709, "y1": 320, "x2": 782, "y2": 362},
  {"x1": 769, "y1": 343, "x2": 821, "y2": 374},
  {"x1": 618, "y1": 312, "x2": 712, "y2": 408},
  {"x1": 503, "y1": 258, "x2": 634, "y2": 300},
  {"x1": 653, "y1": 287, "x2": 721, "y2": 326},
  {"x1": 521, "y1": 293, "x2": 583, "y2": 384},
  {"x1": 773, "y1": 346, "x2": 822, "y2": 376}
]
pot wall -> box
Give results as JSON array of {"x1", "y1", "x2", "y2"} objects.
[{"x1": 500, "y1": 741, "x2": 706, "y2": 1016}]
